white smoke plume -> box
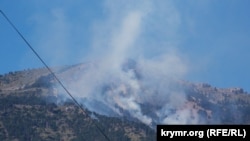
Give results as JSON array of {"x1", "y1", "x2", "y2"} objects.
[
  {"x1": 51, "y1": 0, "x2": 199, "y2": 126},
  {"x1": 29, "y1": 0, "x2": 202, "y2": 125}
]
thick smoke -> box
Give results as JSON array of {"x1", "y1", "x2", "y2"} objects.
[
  {"x1": 52, "y1": 0, "x2": 202, "y2": 126},
  {"x1": 29, "y1": 0, "x2": 206, "y2": 125}
]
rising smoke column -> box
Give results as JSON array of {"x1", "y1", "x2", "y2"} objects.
[
  {"x1": 22, "y1": 0, "x2": 248, "y2": 126},
  {"x1": 55, "y1": 0, "x2": 203, "y2": 126},
  {"x1": 27, "y1": 0, "x2": 206, "y2": 125}
]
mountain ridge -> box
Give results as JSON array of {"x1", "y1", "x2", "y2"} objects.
[{"x1": 0, "y1": 63, "x2": 250, "y2": 140}]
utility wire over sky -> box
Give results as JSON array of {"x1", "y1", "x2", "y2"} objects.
[{"x1": 0, "y1": 10, "x2": 111, "y2": 141}]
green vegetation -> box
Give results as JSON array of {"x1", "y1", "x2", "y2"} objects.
[
  {"x1": 0, "y1": 72, "x2": 155, "y2": 141},
  {"x1": 1, "y1": 66, "x2": 250, "y2": 140}
]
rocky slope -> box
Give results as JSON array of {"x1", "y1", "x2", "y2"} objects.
[
  {"x1": 0, "y1": 67, "x2": 155, "y2": 141},
  {"x1": 0, "y1": 63, "x2": 250, "y2": 140}
]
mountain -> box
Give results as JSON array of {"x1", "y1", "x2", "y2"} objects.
[
  {"x1": 0, "y1": 66, "x2": 155, "y2": 141},
  {"x1": 0, "y1": 62, "x2": 250, "y2": 140}
]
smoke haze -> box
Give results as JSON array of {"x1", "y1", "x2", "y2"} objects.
[
  {"x1": 44, "y1": 0, "x2": 198, "y2": 126},
  {"x1": 0, "y1": 0, "x2": 249, "y2": 127},
  {"x1": 23, "y1": 0, "x2": 223, "y2": 126}
]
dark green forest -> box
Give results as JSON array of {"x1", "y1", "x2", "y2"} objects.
[
  {"x1": 0, "y1": 89, "x2": 155, "y2": 141},
  {"x1": 0, "y1": 71, "x2": 155, "y2": 141}
]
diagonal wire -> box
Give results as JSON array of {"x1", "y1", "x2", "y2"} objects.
[{"x1": 0, "y1": 10, "x2": 111, "y2": 141}]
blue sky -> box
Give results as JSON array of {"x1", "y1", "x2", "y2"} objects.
[{"x1": 1, "y1": 0, "x2": 250, "y2": 92}]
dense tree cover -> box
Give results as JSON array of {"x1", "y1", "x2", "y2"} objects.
[
  {"x1": 1, "y1": 67, "x2": 250, "y2": 140},
  {"x1": 0, "y1": 90, "x2": 155, "y2": 141}
]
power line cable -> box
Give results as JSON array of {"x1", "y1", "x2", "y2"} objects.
[{"x1": 0, "y1": 10, "x2": 111, "y2": 141}]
